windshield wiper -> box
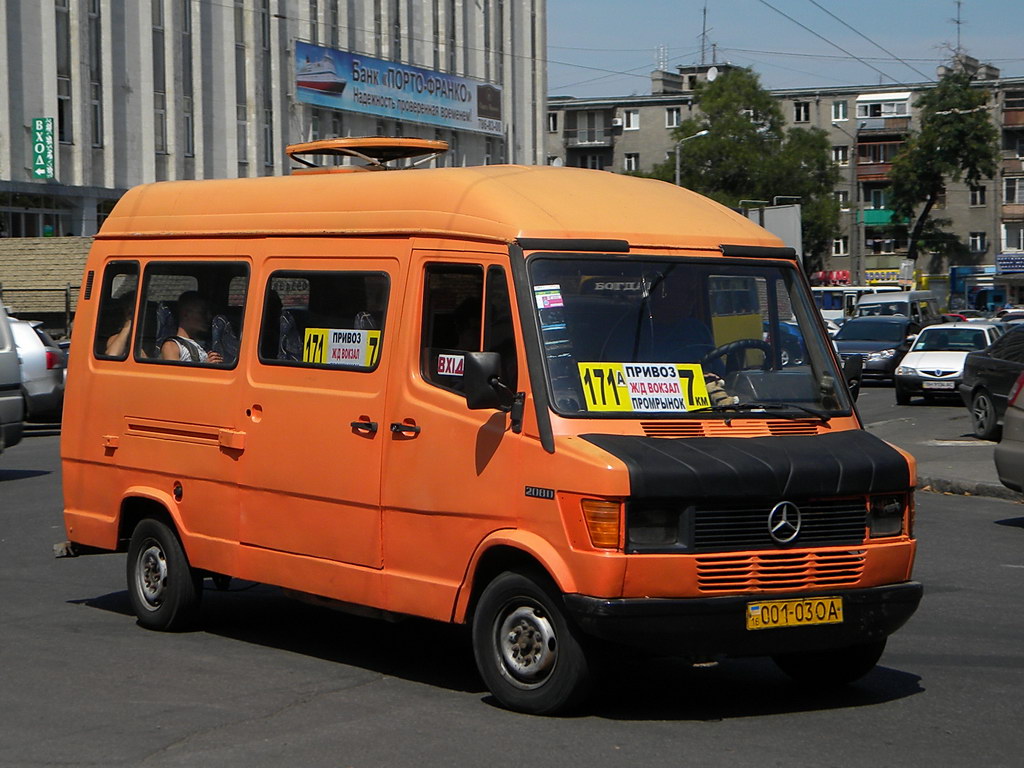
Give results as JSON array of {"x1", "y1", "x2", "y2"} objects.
[{"x1": 694, "y1": 401, "x2": 832, "y2": 422}]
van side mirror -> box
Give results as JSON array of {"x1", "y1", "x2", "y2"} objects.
[
  {"x1": 841, "y1": 354, "x2": 862, "y2": 401},
  {"x1": 463, "y1": 351, "x2": 508, "y2": 410}
]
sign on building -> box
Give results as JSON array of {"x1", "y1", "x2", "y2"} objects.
[
  {"x1": 294, "y1": 42, "x2": 503, "y2": 137},
  {"x1": 31, "y1": 118, "x2": 55, "y2": 180}
]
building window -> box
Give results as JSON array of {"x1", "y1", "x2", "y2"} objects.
[
  {"x1": 832, "y1": 145, "x2": 849, "y2": 166},
  {"x1": 55, "y1": 0, "x2": 72, "y2": 143},
  {"x1": 969, "y1": 232, "x2": 987, "y2": 253},
  {"x1": 88, "y1": 0, "x2": 103, "y2": 147},
  {"x1": 869, "y1": 188, "x2": 887, "y2": 210},
  {"x1": 970, "y1": 185, "x2": 987, "y2": 206},
  {"x1": 309, "y1": 0, "x2": 319, "y2": 44},
  {"x1": 235, "y1": 0, "x2": 248, "y2": 168},
  {"x1": 794, "y1": 102, "x2": 810, "y2": 123},
  {"x1": 623, "y1": 153, "x2": 639, "y2": 172},
  {"x1": 623, "y1": 109, "x2": 639, "y2": 130},
  {"x1": 856, "y1": 99, "x2": 909, "y2": 118},
  {"x1": 832, "y1": 100, "x2": 848, "y2": 122},
  {"x1": 1005, "y1": 223, "x2": 1024, "y2": 252},
  {"x1": 547, "y1": 112, "x2": 558, "y2": 133},
  {"x1": 665, "y1": 107, "x2": 681, "y2": 128},
  {"x1": 153, "y1": 0, "x2": 167, "y2": 154},
  {"x1": 834, "y1": 190, "x2": 850, "y2": 210},
  {"x1": 833, "y1": 236, "x2": 849, "y2": 256},
  {"x1": 1005, "y1": 177, "x2": 1024, "y2": 204},
  {"x1": 182, "y1": 0, "x2": 195, "y2": 157}
]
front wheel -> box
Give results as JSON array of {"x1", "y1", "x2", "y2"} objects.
[
  {"x1": 126, "y1": 518, "x2": 203, "y2": 631},
  {"x1": 472, "y1": 571, "x2": 591, "y2": 715},
  {"x1": 773, "y1": 639, "x2": 886, "y2": 688}
]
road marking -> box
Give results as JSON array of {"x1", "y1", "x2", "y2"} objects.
[{"x1": 921, "y1": 440, "x2": 989, "y2": 447}]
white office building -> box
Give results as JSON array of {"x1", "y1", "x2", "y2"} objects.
[{"x1": 0, "y1": 0, "x2": 547, "y2": 237}]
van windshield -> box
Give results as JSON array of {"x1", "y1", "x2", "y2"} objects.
[{"x1": 528, "y1": 256, "x2": 851, "y2": 417}]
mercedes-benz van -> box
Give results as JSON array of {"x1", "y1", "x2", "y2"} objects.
[{"x1": 60, "y1": 138, "x2": 921, "y2": 714}]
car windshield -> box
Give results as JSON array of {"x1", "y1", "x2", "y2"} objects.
[
  {"x1": 911, "y1": 327, "x2": 989, "y2": 352},
  {"x1": 528, "y1": 256, "x2": 850, "y2": 417},
  {"x1": 835, "y1": 321, "x2": 906, "y2": 343}
]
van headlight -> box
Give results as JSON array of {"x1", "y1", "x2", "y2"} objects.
[
  {"x1": 896, "y1": 365, "x2": 917, "y2": 376},
  {"x1": 868, "y1": 494, "x2": 906, "y2": 537},
  {"x1": 868, "y1": 348, "x2": 897, "y2": 362}
]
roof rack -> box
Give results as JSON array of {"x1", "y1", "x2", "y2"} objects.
[{"x1": 285, "y1": 136, "x2": 450, "y2": 174}]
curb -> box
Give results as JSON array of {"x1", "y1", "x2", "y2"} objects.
[{"x1": 918, "y1": 475, "x2": 1022, "y2": 502}]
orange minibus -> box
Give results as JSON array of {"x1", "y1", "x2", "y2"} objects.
[{"x1": 60, "y1": 138, "x2": 921, "y2": 714}]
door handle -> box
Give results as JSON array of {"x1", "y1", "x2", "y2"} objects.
[
  {"x1": 350, "y1": 419, "x2": 379, "y2": 435},
  {"x1": 390, "y1": 422, "x2": 421, "y2": 436}
]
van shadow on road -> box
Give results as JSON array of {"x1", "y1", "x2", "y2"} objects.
[{"x1": 71, "y1": 580, "x2": 924, "y2": 720}]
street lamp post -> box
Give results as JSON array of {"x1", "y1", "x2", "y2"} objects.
[
  {"x1": 831, "y1": 120, "x2": 861, "y2": 284},
  {"x1": 674, "y1": 129, "x2": 710, "y2": 186}
]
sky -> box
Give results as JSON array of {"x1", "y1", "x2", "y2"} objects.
[{"x1": 546, "y1": 0, "x2": 1024, "y2": 97}]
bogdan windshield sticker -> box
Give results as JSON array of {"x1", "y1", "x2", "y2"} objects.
[
  {"x1": 576, "y1": 362, "x2": 712, "y2": 412},
  {"x1": 302, "y1": 328, "x2": 382, "y2": 367}
]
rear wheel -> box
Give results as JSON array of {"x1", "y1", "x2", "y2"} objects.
[
  {"x1": 773, "y1": 639, "x2": 886, "y2": 688},
  {"x1": 472, "y1": 570, "x2": 591, "y2": 715},
  {"x1": 126, "y1": 518, "x2": 202, "y2": 631},
  {"x1": 971, "y1": 390, "x2": 1000, "y2": 440}
]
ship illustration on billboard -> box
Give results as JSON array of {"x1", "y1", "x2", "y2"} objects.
[{"x1": 297, "y1": 52, "x2": 347, "y2": 94}]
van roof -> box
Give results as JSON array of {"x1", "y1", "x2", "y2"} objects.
[{"x1": 98, "y1": 164, "x2": 782, "y2": 253}]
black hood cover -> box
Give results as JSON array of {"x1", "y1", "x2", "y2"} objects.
[{"x1": 582, "y1": 430, "x2": 910, "y2": 500}]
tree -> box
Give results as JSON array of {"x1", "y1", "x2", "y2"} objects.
[
  {"x1": 645, "y1": 67, "x2": 839, "y2": 272},
  {"x1": 888, "y1": 69, "x2": 1000, "y2": 263}
]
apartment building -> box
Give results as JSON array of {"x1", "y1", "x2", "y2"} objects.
[
  {"x1": 0, "y1": 0, "x2": 547, "y2": 239},
  {"x1": 546, "y1": 60, "x2": 1024, "y2": 283}
]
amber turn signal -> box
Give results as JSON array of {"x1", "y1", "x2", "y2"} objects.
[{"x1": 581, "y1": 499, "x2": 622, "y2": 549}]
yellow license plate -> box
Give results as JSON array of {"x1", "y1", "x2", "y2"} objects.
[{"x1": 746, "y1": 597, "x2": 843, "y2": 630}]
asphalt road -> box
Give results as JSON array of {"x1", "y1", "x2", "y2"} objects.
[{"x1": 2, "y1": 426, "x2": 1023, "y2": 767}]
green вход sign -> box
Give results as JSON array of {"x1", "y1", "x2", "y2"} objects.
[{"x1": 31, "y1": 118, "x2": 55, "y2": 179}]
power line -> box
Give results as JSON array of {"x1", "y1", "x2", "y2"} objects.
[
  {"x1": 804, "y1": 0, "x2": 935, "y2": 81},
  {"x1": 755, "y1": 0, "x2": 907, "y2": 87}
]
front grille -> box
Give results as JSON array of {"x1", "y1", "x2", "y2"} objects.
[
  {"x1": 696, "y1": 550, "x2": 866, "y2": 593},
  {"x1": 626, "y1": 497, "x2": 868, "y2": 554},
  {"x1": 693, "y1": 498, "x2": 867, "y2": 551}
]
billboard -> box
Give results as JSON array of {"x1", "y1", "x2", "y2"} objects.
[{"x1": 294, "y1": 42, "x2": 503, "y2": 137}]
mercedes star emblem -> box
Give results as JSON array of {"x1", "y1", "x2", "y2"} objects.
[{"x1": 768, "y1": 501, "x2": 802, "y2": 544}]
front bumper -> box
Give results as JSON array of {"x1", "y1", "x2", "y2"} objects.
[
  {"x1": 563, "y1": 581, "x2": 922, "y2": 658},
  {"x1": 895, "y1": 374, "x2": 960, "y2": 395}
]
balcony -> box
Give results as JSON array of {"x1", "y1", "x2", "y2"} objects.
[
  {"x1": 1004, "y1": 203, "x2": 1024, "y2": 220},
  {"x1": 1003, "y1": 109, "x2": 1024, "y2": 128},
  {"x1": 563, "y1": 128, "x2": 615, "y2": 148},
  {"x1": 857, "y1": 163, "x2": 893, "y2": 181},
  {"x1": 856, "y1": 116, "x2": 911, "y2": 135},
  {"x1": 1002, "y1": 151, "x2": 1024, "y2": 174},
  {"x1": 862, "y1": 208, "x2": 898, "y2": 226}
]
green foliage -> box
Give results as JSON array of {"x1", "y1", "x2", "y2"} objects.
[
  {"x1": 888, "y1": 70, "x2": 1000, "y2": 261},
  {"x1": 644, "y1": 67, "x2": 839, "y2": 270}
]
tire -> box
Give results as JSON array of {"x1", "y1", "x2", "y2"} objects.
[
  {"x1": 126, "y1": 518, "x2": 203, "y2": 631},
  {"x1": 472, "y1": 570, "x2": 591, "y2": 715},
  {"x1": 773, "y1": 639, "x2": 886, "y2": 688},
  {"x1": 971, "y1": 390, "x2": 1000, "y2": 441},
  {"x1": 895, "y1": 385, "x2": 911, "y2": 406}
]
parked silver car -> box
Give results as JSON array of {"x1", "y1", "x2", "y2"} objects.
[
  {"x1": 996, "y1": 371, "x2": 1024, "y2": 492},
  {"x1": 8, "y1": 319, "x2": 66, "y2": 420},
  {"x1": 0, "y1": 300, "x2": 25, "y2": 453}
]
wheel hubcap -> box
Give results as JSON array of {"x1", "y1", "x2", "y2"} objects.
[
  {"x1": 974, "y1": 396, "x2": 991, "y2": 431},
  {"x1": 495, "y1": 604, "x2": 557, "y2": 689},
  {"x1": 137, "y1": 542, "x2": 168, "y2": 610}
]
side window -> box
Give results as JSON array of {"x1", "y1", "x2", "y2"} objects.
[
  {"x1": 420, "y1": 263, "x2": 518, "y2": 394},
  {"x1": 991, "y1": 329, "x2": 1024, "y2": 363},
  {"x1": 136, "y1": 261, "x2": 249, "y2": 367},
  {"x1": 257, "y1": 271, "x2": 389, "y2": 371},
  {"x1": 422, "y1": 264, "x2": 484, "y2": 393},
  {"x1": 93, "y1": 261, "x2": 139, "y2": 360}
]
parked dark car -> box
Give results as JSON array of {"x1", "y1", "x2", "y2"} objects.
[
  {"x1": 959, "y1": 325, "x2": 1024, "y2": 440},
  {"x1": 994, "y1": 371, "x2": 1024, "y2": 491},
  {"x1": 833, "y1": 316, "x2": 920, "y2": 382}
]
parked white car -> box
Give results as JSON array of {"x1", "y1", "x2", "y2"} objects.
[
  {"x1": 8, "y1": 319, "x2": 66, "y2": 420},
  {"x1": 0, "y1": 300, "x2": 25, "y2": 453},
  {"x1": 894, "y1": 322, "x2": 1003, "y2": 405}
]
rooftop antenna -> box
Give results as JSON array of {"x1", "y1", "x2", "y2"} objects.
[
  {"x1": 656, "y1": 43, "x2": 668, "y2": 72},
  {"x1": 700, "y1": 1, "x2": 709, "y2": 66},
  {"x1": 950, "y1": 0, "x2": 964, "y2": 55}
]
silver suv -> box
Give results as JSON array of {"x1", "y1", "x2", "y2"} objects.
[
  {"x1": 0, "y1": 300, "x2": 24, "y2": 453},
  {"x1": 8, "y1": 319, "x2": 66, "y2": 421}
]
